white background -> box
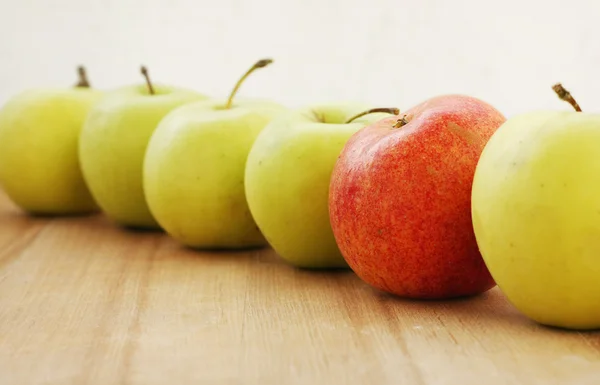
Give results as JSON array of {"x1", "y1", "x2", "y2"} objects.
[{"x1": 0, "y1": 0, "x2": 598, "y2": 117}]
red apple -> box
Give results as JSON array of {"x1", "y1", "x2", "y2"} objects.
[{"x1": 328, "y1": 94, "x2": 506, "y2": 299}]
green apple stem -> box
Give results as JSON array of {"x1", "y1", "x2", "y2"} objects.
[
  {"x1": 140, "y1": 66, "x2": 155, "y2": 95},
  {"x1": 225, "y1": 58, "x2": 273, "y2": 109},
  {"x1": 393, "y1": 115, "x2": 410, "y2": 128},
  {"x1": 552, "y1": 83, "x2": 582, "y2": 112},
  {"x1": 74, "y1": 66, "x2": 91, "y2": 88},
  {"x1": 345, "y1": 108, "x2": 400, "y2": 124}
]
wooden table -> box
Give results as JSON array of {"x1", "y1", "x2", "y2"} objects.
[{"x1": 0, "y1": 190, "x2": 598, "y2": 385}]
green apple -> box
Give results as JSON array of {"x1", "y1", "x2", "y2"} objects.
[
  {"x1": 0, "y1": 66, "x2": 103, "y2": 215},
  {"x1": 244, "y1": 104, "x2": 400, "y2": 269},
  {"x1": 79, "y1": 66, "x2": 208, "y2": 229},
  {"x1": 143, "y1": 58, "x2": 286, "y2": 249},
  {"x1": 472, "y1": 83, "x2": 600, "y2": 330}
]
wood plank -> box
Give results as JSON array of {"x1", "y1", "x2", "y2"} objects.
[{"x1": 0, "y1": 190, "x2": 598, "y2": 385}]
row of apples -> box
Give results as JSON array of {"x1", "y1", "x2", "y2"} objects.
[{"x1": 0, "y1": 59, "x2": 596, "y2": 331}]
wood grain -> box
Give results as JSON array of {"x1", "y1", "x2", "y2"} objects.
[{"x1": 0, "y1": 190, "x2": 599, "y2": 385}]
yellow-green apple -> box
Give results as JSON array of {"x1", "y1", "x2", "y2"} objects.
[
  {"x1": 79, "y1": 66, "x2": 207, "y2": 229},
  {"x1": 472, "y1": 83, "x2": 600, "y2": 330},
  {"x1": 245, "y1": 105, "x2": 400, "y2": 268},
  {"x1": 0, "y1": 66, "x2": 103, "y2": 215},
  {"x1": 329, "y1": 94, "x2": 506, "y2": 299},
  {"x1": 143, "y1": 58, "x2": 285, "y2": 249}
]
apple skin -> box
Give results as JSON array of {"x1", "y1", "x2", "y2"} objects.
[
  {"x1": 0, "y1": 88, "x2": 104, "y2": 215},
  {"x1": 472, "y1": 110, "x2": 600, "y2": 330},
  {"x1": 245, "y1": 103, "x2": 396, "y2": 269},
  {"x1": 79, "y1": 84, "x2": 207, "y2": 229},
  {"x1": 329, "y1": 94, "x2": 506, "y2": 299},
  {"x1": 143, "y1": 98, "x2": 286, "y2": 249}
]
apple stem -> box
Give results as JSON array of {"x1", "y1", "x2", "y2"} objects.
[
  {"x1": 74, "y1": 65, "x2": 91, "y2": 88},
  {"x1": 393, "y1": 115, "x2": 410, "y2": 128},
  {"x1": 345, "y1": 108, "x2": 400, "y2": 124},
  {"x1": 225, "y1": 58, "x2": 273, "y2": 109},
  {"x1": 140, "y1": 66, "x2": 155, "y2": 95},
  {"x1": 552, "y1": 83, "x2": 582, "y2": 112}
]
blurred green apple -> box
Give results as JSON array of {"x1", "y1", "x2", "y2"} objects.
[
  {"x1": 472, "y1": 83, "x2": 600, "y2": 330},
  {"x1": 143, "y1": 58, "x2": 285, "y2": 249},
  {"x1": 0, "y1": 66, "x2": 103, "y2": 215},
  {"x1": 79, "y1": 66, "x2": 208, "y2": 229},
  {"x1": 245, "y1": 104, "x2": 399, "y2": 268}
]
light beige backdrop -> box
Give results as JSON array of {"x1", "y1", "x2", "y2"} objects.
[{"x1": 0, "y1": 0, "x2": 597, "y2": 116}]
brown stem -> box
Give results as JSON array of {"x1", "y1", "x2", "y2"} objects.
[
  {"x1": 74, "y1": 65, "x2": 90, "y2": 88},
  {"x1": 393, "y1": 115, "x2": 410, "y2": 128},
  {"x1": 140, "y1": 66, "x2": 155, "y2": 95},
  {"x1": 225, "y1": 58, "x2": 273, "y2": 109},
  {"x1": 552, "y1": 83, "x2": 581, "y2": 112},
  {"x1": 345, "y1": 108, "x2": 400, "y2": 124}
]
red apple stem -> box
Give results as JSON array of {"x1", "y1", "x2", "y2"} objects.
[
  {"x1": 393, "y1": 115, "x2": 410, "y2": 128},
  {"x1": 225, "y1": 58, "x2": 273, "y2": 109},
  {"x1": 345, "y1": 108, "x2": 400, "y2": 124},
  {"x1": 74, "y1": 65, "x2": 90, "y2": 88},
  {"x1": 140, "y1": 66, "x2": 155, "y2": 95},
  {"x1": 552, "y1": 83, "x2": 582, "y2": 112}
]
